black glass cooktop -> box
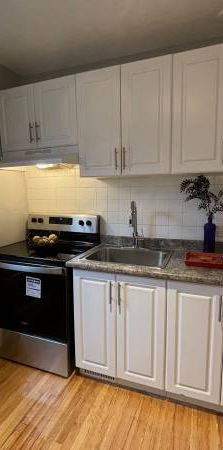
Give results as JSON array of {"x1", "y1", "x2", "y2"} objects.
[{"x1": 0, "y1": 241, "x2": 92, "y2": 267}]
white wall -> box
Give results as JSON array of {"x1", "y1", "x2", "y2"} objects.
[
  {"x1": 0, "y1": 169, "x2": 27, "y2": 246},
  {"x1": 25, "y1": 166, "x2": 223, "y2": 241}
]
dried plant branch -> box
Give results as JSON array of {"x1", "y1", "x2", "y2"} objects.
[{"x1": 180, "y1": 175, "x2": 223, "y2": 219}]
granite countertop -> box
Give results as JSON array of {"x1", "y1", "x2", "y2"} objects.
[{"x1": 67, "y1": 237, "x2": 223, "y2": 287}]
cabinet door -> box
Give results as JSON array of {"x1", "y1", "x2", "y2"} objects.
[
  {"x1": 0, "y1": 85, "x2": 35, "y2": 152},
  {"x1": 34, "y1": 76, "x2": 77, "y2": 148},
  {"x1": 77, "y1": 66, "x2": 121, "y2": 176},
  {"x1": 121, "y1": 56, "x2": 172, "y2": 175},
  {"x1": 73, "y1": 271, "x2": 116, "y2": 377},
  {"x1": 117, "y1": 275, "x2": 166, "y2": 389},
  {"x1": 221, "y1": 372, "x2": 223, "y2": 406},
  {"x1": 166, "y1": 282, "x2": 223, "y2": 404},
  {"x1": 172, "y1": 44, "x2": 223, "y2": 173}
]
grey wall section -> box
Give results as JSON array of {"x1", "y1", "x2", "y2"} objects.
[
  {"x1": 0, "y1": 64, "x2": 20, "y2": 89},
  {"x1": 19, "y1": 38, "x2": 223, "y2": 85}
]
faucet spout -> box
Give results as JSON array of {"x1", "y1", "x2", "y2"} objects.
[
  {"x1": 129, "y1": 201, "x2": 144, "y2": 248},
  {"x1": 129, "y1": 201, "x2": 138, "y2": 247}
]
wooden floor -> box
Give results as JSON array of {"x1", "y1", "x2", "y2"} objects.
[{"x1": 0, "y1": 360, "x2": 223, "y2": 450}]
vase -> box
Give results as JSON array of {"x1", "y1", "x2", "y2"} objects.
[{"x1": 203, "y1": 215, "x2": 216, "y2": 253}]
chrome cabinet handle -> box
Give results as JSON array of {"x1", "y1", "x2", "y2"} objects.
[
  {"x1": 219, "y1": 296, "x2": 223, "y2": 323},
  {"x1": 28, "y1": 122, "x2": 34, "y2": 143},
  {"x1": 109, "y1": 281, "x2": 112, "y2": 313},
  {"x1": 114, "y1": 148, "x2": 118, "y2": 170},
  {"x1": 118, "y1": 283, "x2": 121, "y2": 314},
  {"x1": 0, "y1": 135, "x2": 3, "y2": 160},
  {"x1": 35, "y1": 122, "x2": 41, "y2": 142},
  {"x1": 122, "y1": 147, "x2": 126, "y2": 170}
]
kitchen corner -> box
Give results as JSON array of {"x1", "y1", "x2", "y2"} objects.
[{"x1": 1, "y1": 12, "x2": 223, "y2": 446}]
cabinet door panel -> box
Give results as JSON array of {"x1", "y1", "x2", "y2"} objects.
[
  {"x1": 172, "y1": 44, "x2": 223, "y2": 173},
  {"x1": 0, "y1": 85, "x2": 35, "y2": 152},
  {"x1": 166, "y1": 282, "x2": 222, "y2": 404},
  {"x1": 73, "y1": 271, "x2": 116, "y2": 377},
  {"x1": 34, "y1": 76, "x2": 77, "y2": 148},
  {"x1": 121, "y1": 56, "x2": 171, "y2": 175},
  {"x1": 117, "y1": 276, "x2": 166, "y2": 389},
  {"x1": 77, "y1": 66, "x2": 121, "y2": 176}
]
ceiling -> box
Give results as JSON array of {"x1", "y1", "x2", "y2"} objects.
[{"x1": 0, "y1": 0, "x2": 223, "y2": 76}]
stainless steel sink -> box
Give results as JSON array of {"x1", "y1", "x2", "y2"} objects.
[{"x1": 85, "y1": 246, "x2": 172, "y2": 269}]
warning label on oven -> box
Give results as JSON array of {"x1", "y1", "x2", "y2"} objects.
[{"x1": 26, "y1": 277, "x2": 41, "y2": 299}]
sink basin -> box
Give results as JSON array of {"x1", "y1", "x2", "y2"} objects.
[{"x1": 85, "y1": 246, "x2": 172, "y2": 269}]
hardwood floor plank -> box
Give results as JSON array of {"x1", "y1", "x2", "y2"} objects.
[
  {"x1": 72, "y1": 384, "x2": 119, "y2": 450},
  {"x1": 4, "y1": 376, "x2": 83, "y2": 449},
  {"x1": 0, "y1": 360, "x2": 223, "y2": 450}
]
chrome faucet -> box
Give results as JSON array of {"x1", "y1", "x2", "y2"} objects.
[{"x1": 129, "y1": 201, "x2": 144, "y2": 248}]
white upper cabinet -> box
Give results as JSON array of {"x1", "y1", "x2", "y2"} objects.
[
  {"x1": 117, "y1": 275, "x2": 166, "y2": 389},
  {"x1": 77, "y1": 57, "x2": 172, "y2": 177},
  {"x1": 172, "y1": 44, "x2": 223, "y2": 173},
  {"x1": 0, "y1": 85, "x2": 35, "y2": 153},
  {"x1": 166, "y1": 282, "x2": 223, "y2": 404},
  {"x1": 77, "y1": 66, "x2": 121, "y2": 177},
  {"x1": 121, "y1": 55, "x2": 172, "y2": 175},
  {"x1": 2, "y1": 43, "x2": 223, "y2": 173},
  {"x1": 34, "y1": 76, "x2": 77, "y2": 148},
  {"x1": 0, "y1": 76, "x2": 77, "y2": 157}
]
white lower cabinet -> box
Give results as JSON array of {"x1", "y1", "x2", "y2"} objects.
[
  {"x1": 73, "y1": 270, "x2": 223, "y2": 407},
  {"x1": 116, "y1": 275, "x2": 166, "y2": 389},
  {"x1": 73, "y1": 270, "x2": 166, "y2": 389},
  {"x1": 166, "y1": 281, "x2": 223, "y2": 405},
  {"x1": 73, "y1": 271, "x2": 116, "y2": 377}
]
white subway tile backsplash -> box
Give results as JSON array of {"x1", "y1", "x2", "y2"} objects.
[
  {"x1": 142, "y1": 199, "x2": 156, "y2": 211},
  {"x1": 107, "y1": 199, "x2": 120, "y2": 212},
  {"x1": 96, "y1": 188, "x2": 107, "y2": 200},
  {"x1": 106, "y1": 223, "x2": 121, "y2": 235},
  {"x1": 215, "y1": 214, "x2": 223, "y2": 226},
  {"x1": 155, "y1": 200, "x2": 169, "y2": 213},
  {"x1": 168, "y1": 226, "x2": 182, "y2": 239},
  {"x1": 168, "y1": 199, "x2": 182, "y2": 213},
  {"x1": 183, "y1": 226, "x2": 201, "y2": 240},
  {"x1": 95, "y1": 198, "x2": 107, "y2": 212},
  {"x1": 155, "y1": 226, "x2": 170, "y2": 238},
  {"x1": 182, "y1": 213, "x2": 198, "y2": 227},
  {"x1": 168, "y1": 213, "x2": 183, "y2": 227},
  {"x1": 142, "y1": 211, "x2": 155, "y2": 225},
  {"x1": 29, "y1": 198, "x2": 58, "y2": 212},
  {"x1": 155, "y1": 213, "x2": 169, "y2": 226},
  {"x1": 24, "y1": 167, "x2": 223, "y2": 241}
]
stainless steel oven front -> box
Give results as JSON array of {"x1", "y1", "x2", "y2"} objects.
[{"x1": 0, "y1": 261, "x2": 74, "y2": 377}]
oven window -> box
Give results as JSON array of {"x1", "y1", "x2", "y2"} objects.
[{"x1": 0, "y1": 268, "x2": 67, "y2": 342}]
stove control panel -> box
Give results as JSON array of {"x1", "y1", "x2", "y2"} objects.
[
  {"x1": 49, "y1": 217, "x2": 73, "y2": 225},
  {"x1": 28, "y1": 214, "x2": 100, "y2": 234}
]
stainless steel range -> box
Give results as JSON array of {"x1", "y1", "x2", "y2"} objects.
[{"x1": 0, "y1": 214, "x2": 100, "y2": 377}]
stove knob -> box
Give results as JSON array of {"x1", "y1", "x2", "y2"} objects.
[
  {"x1": 79, "y1": 220, "x2": 84, "y2": 226},
  {"x1": 86, "y1": 220, "x2": 92, "y2": 227}
]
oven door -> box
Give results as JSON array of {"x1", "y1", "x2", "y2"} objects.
[{"x1": 0, "y1": 262, "x2": 67, "y2": 342}]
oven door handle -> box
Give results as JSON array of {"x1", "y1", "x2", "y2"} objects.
[{"x1": 0, "y1": 262, "x2": 64, "y2": 275}]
